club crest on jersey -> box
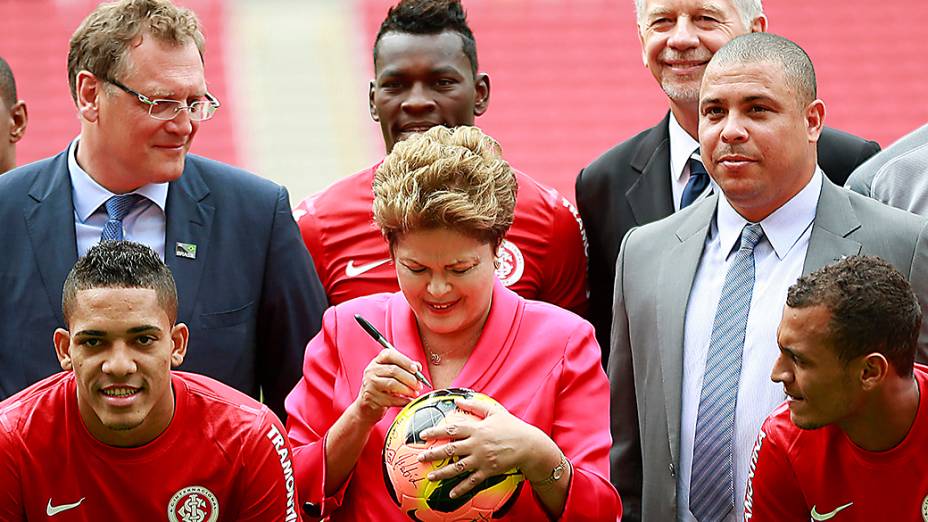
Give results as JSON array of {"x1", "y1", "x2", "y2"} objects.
[
  {"x1": 922, "y1": 493, "x2": 928, "y2": 521},
  {"x1": 495, "y1": 239, "x2": 524, "y2": 287},
  {"x1": 168, "y1": 486, "x2": 219, "y2": 522}
]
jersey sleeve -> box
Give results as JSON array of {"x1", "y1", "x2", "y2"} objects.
[
  {"x1": 538, "y1": 196, "x2": 589, "y2": 317},
  {"x1": 235, "y1": 409, "x2": 302, "y2": 521},
  {"x1": 543, "y1": 322, "x2": 622, "y2": 520},
  {"x1": 742, "y1": 417, "x2": 807, "y2": 521},
  {"x1": 284, "y1": 308, "x2": 352, "y2": 520},
  {"x1": 0, "y1": 414, "x2": 25, "y2": 521},
  {"x1": 294, "y1": 195, "x2": 330, "y2": 289}
]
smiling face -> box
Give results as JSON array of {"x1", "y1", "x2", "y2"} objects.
[
  {"x1": 76, "y1": 35, "x2": 206, "y2": 193},
  {"x1": 698, "y1": 60, "x2": 824, "y2": 222},
  {"x1": 772, "y1": 304, "x2": 863, "y2": 430},
  {"x1": 370, "y1": 31, "x2": 489, "y2": 153},
  {"x1": 638, "y1": 0, "x2": 762, "y2": 105},
  {"x1": 54, "y1": 286, "x2": 188, "y2": 447},
  {"x1": 393, "y1": 228, "x2": 496, "y2": 344}
]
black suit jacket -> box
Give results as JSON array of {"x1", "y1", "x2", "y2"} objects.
[
  {"x1": 0, "y1": 149, "x2": 328, "y2": 421},
  {"x1": 576, "y1": 113, "x2": 881, "y2": 363}
]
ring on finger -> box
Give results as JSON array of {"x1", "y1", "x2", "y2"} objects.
[
  {"x1": 445, "y1": 424, "x2": 458, "y2": 436},
  {"x1": 454, "y1": 460, "x2": 466, "y2": 472},
  {"x1": 444, "y1": 444, "x2": 456, "y2": 457}
]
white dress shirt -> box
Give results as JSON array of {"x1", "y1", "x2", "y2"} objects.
[
  {"x1": 668, "y1": 113, "x2": 714, "y2": 211},
  {"x1": 677, "y1": 168, "x2": 824, "y2": 521},
  {"x1": 68, "y1": 138, "x2": 169, "y2": 258}
]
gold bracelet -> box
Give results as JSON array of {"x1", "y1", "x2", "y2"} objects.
[{"x1": 529, "y1": 453, "x2": 570, "y2": 488}]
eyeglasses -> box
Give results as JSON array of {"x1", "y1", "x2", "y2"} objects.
[{"x1": 106, "y1": 78, "x2": 220, "y2": 121}]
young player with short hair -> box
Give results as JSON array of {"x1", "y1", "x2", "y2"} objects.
[{"x1": 0, "y1": 241, "x2": 300, "y2": 521}]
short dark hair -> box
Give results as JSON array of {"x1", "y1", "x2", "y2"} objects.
[
  {"x1": 708, "y1": 32, "x2": 817, "y2": 106},
  {"x1": 62, "y1": 241, "x2": 178, "y2": 324},
  {"x1": 786, "y1": 256, "x2": 921, "y2": 376},
  {"x1": 0, "y1": 56, "x2": 17, "y2": 107},
  {"x1": 373, "y1": 0, "x2": 478, "y2": 76}
]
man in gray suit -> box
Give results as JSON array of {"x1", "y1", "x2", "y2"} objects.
[
  {"x1": 609, "y1": 33, "x2": 928, "y2": 521},
  {"x1": 846, "y1": 123, "x2": 928, "y2": 215}
]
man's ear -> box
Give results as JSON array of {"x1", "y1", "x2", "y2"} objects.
[
  {"x1": 8, "y1": 101, "x2": 27, "y2": 143},
  {"x1": 75, "y1": 70, "x2": 101, "y2": 123},
  {"x1": 751, "y1": 15, "x2": 768, "y2": 33},
  {"x1": 473, "y1": 73, "x2": 490, "y2": 117},
  {"x1": 805, "y1": 99, "x2": 826, "y2": 144},
  {"x1": 54, "y1": 328, "x2": 73, "y2": 371},
  {"x1": 169, "y1": 323, "x2": 189, "y2": 368},
  {"x1": 638, "y1": 25, "x2": 648, "y2": 67},
  {"x1": 859, "y1": 353, "x2": 890, "y2": 392},
  {"x1": 369, "y1": 79, "x2": 379, "y2": 122}
]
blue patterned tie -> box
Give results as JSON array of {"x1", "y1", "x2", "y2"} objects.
[
  {"x1": 681, "y1": 151, "x2": 710, "y2": 209},
  {"x1": 690, "y1": 223, "x2": 765, "y2": 521},
  {"x1": 100, "y1": 194, "x2": 142, "y2": 242}
]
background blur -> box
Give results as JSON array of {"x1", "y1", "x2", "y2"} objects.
[{"x1": 2, "y1": 0, "x2": 926, "y2": 205}]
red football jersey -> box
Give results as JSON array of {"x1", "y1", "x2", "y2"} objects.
[
  {"x1": 743, "y1": 365, "x2": 928, "y2": 521},
  {"x1": 294, "y1": 162, "x2": 589, "y2": 316},
  {"x1": 0, "y1": 372, "x2": 301, "y2": 521}
]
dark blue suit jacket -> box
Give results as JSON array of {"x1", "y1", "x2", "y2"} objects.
[{"x1": 0, "y1": 149, "x2": 328, "y2": 421}]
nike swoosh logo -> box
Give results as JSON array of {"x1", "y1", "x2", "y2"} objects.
[
  {"x1": 345, "y1": 258, "x2": 391, "y2": 278},
  {"x1": 47, "y1": 498, "x2": 86, "y2": 516},
  {"x1": 811, "y1": 502, "x2": 853, "y2": 520}
]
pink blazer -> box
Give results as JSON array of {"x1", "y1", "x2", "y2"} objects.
[{"x1": 285, "y1": 280, "x2": 621, "y2": 520}]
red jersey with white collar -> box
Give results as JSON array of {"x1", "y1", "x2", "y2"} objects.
[
  {"x1": 743, "y1": 365, "x2": 928, "y2": 521},
  {"x1": 294, "y1": 162, "x2": 588, "y2": 316},
  {"x1": 0, "y1": 371, "x2": 301, "y2": 521}
]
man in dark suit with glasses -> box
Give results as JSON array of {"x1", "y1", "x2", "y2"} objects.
[{"x1": 0, "y1": 0, "x2": 326, "y2": 422}]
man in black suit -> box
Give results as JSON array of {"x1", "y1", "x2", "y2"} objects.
[{"x1": 576, "y1": 0, "x2": 880, "y2": 363}]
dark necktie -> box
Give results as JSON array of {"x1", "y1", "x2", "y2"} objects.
[
  {"x1": 681, "y1": 152, "x2": 710, "y2": 209},
  {"x1": 100, "y1": 194, "x2": 142, "y2": 242}
]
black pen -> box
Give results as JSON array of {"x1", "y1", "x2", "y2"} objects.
[{"x1": 354, "y1": 314, "x2": 433, "y2": 389}]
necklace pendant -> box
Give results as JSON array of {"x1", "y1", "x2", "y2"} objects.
[{"x1": 429, "y1": 352, "x2": 442, "y2": 365}]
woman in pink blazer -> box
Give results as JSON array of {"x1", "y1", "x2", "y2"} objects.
[{"x1": 285, "y1": 126, "x2": 621, "y2": 521}]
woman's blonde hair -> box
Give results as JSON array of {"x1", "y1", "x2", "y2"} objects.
[{"x1": 373, "y1": 126, "x2": 517, "y2": 248}]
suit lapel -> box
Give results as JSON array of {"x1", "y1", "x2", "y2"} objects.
[
  {"x1": 627, "y1": 113, "x2": 675, "y2": 227},
  {"x1": 24, "y1": 151, "x2": 78, "y2": 325},
  {"x1": 803, "y1": 180, "x2": 862, "y2": 274},
  {"x1": 657, "y1": 196, "x2": 716, "y2": 467},
  {"x1": 164, "y1": 159, "x2": 214, "y2": 321}
]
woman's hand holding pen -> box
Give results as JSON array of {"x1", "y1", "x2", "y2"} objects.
[{"x1": 352, "y1": 348, "x2": 425, "y2": 426}]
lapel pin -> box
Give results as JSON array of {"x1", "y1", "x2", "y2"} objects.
[{"x1": 175, "y1": 242, "x2": 197, "y2": 260}]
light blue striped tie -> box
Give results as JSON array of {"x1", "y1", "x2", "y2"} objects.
[
  {"x1": 100, "y1": 194, "x2": 142, "y2": 242},
  {"x1": 690, "y1": 222, "x2": 764, "y2": 521}
]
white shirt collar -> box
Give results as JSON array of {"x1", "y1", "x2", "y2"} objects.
[
  {"x1": 67, "y1": 138, "x2": 169, "y2": 223},
  {"x1": 668, "y1": 111, "x2": 700, "y2": 183},
  {"x1": 716, "y1": 167, "x2": 823, "y2": 260}
]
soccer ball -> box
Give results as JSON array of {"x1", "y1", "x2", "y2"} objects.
[{"x1": 382, "y1": 388, "x2": 525, "y2": 521}]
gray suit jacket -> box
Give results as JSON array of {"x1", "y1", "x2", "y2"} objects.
[
  {"x1": 608, "y1": 179, "x2": 928, "y2": 521},
  {"x1": 845, "y1": 123, "x2": 928, "y2": 215},
  {"x1": 577, "y1": 113, "x2": 880, "y2": 365}
]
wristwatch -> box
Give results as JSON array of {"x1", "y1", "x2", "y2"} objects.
[{"x1": 530, "y1": 453, "x2": 570, "y2": 488}]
